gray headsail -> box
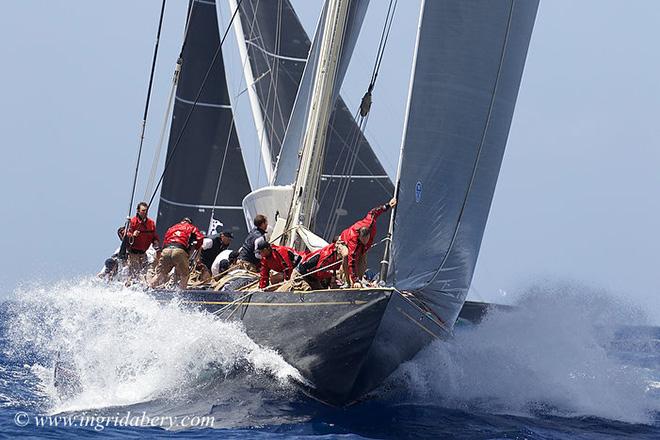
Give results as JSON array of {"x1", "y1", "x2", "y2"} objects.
[
  {"x1": 390, "y1": 0, "x2": 539, "y2": 326},
  {"x1": 234, "y1": 0, "x2": 309, "y2": 172},
  {"x1": 157, "y1": 0, "x2": 252, "y2": 243},
  {"x1": 234, "y1": 0, "x2": 393, "y2": 245}
]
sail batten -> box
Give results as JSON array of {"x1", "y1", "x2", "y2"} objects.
[{"x1": 390, "y1": 0, "x2": 539, "y2": 326}]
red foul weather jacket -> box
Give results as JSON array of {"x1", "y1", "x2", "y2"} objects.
[
  {"x1": 338, "y1": 204, "x2": 390, "y2": 283},
  {"x1": 259, "y1": 245, "x2": 303, "y2": 289},
  {"x1": 297, "y1": 243, "x2": 340, "y2": 281},
  {"x1": 163, "y1": 222, "x2": 205, "y2": 253},
  {"x1": 126, "y1": 215, "x2": 160, "y2": 252}
]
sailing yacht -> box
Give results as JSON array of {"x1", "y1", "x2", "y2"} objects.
[{"x1": 147, "y1": 0, "x2": 539, "y2": 406}]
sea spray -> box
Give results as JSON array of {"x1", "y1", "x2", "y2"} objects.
[
  {"x1": 6, "y1": 278, "x2": 301, "y2": 413},
  {"x1": 383, "y1": 281, "x2": 659, "y2": 424}
]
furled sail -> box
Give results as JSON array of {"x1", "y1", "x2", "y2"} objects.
[
  {"x1": 157, "y1": 0, "x2": 252, "y2": 243},
  {"x1": 390, "y1": 0, "x2": 539, "y2": 326},
  {"x1": 228, "y1": 0, "x2": 393, "y2": 246}
]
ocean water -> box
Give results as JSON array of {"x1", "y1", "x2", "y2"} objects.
[{"x1": 1, "y1": 279, "x2": 658, "y2": 439}]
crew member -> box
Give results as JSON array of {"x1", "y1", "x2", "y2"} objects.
[
  {"x1": 255, "y1": 238, "x2": 303, "y2": 289},
  {"x1": 97, "y1": 256, "x2": 119, "y2": 281},
  {"x1": 124, "y1": 202, "x2": 161, "y2": 278},
  {"x1": 337, "y1": 198, "x2": 396, "y2": 288},
  {"x1": 200, "y1": 230, "x2": 233, "y2": 272},
  {"x1": 150, "y1": 217, "x2": 204, "y2": 289},
  {"x1": 236, "y1": 214, "x2": 268, "y2": 272},
  {"x1": 97, "y1": 227, "x2": 131, "y2": 281},
  {"x1": 278, "y1": 242, "x2": 340, "y2": 291},
  {"x1": 211, "y1": 249, "x2": 239, "y2": 276}
]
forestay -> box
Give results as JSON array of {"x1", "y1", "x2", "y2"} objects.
[{"x1": 390, "y1": 0, "x2": 539, "y2": 326}]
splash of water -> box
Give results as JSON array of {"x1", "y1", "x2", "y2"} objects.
[
  {"x1": 385, "y1": 282, "x2": 660, "y2": 424},
  {"x1": 6, "y1": 278, "x2": 301, "y2": 413}
]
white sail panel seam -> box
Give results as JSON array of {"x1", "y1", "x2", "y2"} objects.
[
  {"x1": 160, "y1": 197, "x2": 243, "y2": 210},
  {"x1": 321, "y1": 174, "x2": 389, "y2": 179},
  {"x1": 175, "y1": 96, "x2": 231, "y2": 109},
  {"x1": 194, "y1": 0, "x2": 215, "y2": 6},
  {"x1": 244, "y1": 40, "x2": 307, "y2": 63}
]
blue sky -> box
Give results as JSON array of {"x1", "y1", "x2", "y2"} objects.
[{"x1": 0, "y1": 1, "x2": 658, "y2": 320}]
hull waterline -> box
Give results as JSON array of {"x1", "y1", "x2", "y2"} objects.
[{"x1": 151, "y1": 287, "x2": 450, "y2": 405}]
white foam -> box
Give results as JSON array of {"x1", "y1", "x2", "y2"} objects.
[
  {"x1": 6, "y1": 278, "x2": 301, "y2": 413},
  {"x1": 386, "y1": 282, "x2": 660, "y2": 424}
]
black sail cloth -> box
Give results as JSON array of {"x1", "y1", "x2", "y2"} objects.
[{"x1": 157, "y1": 0, "x2": 252, "y2": 244}]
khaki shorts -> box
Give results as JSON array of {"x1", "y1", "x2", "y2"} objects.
[{"x1": 155, "y1": 247, "x2": 189, "y2": 282}]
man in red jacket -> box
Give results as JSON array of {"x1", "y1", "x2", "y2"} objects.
[
  {"x1": 277, "y1": 242, "x2": 340, "y2": 291},
  {"x1": 150, "y1": 217, "x2": 205, "y2": 289},
  {"x1": 255, "y1": 238, "x2": 303, "y2": 290},
  {"x1": 337, "y1": 198, "x2": 396, "y2": 288},
  {"x1": 124, "y1": 202, "x2": 161, "y2": 278}
]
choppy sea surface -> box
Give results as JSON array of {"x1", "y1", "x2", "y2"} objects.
[{"x1": 0, "y1": 279, "x2": 658, "y2": 439}]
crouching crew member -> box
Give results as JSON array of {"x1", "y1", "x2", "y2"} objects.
[
  {"x1": 255, "y1": 238, "x2": 303, "y2": 290},
  {"x1": 124, "y1": 202, "x2": 161, "y2": 278},
  {"x1": 200, "y1": 230, "x2": 233, "y2": 273},
  {"x1": 211, "y1": 249, "x2": 239, "y2": 276},
  {"x1": 235, "y1": 214, "x2": 268, "y2": 272},
  {"x1": 277, "y1": 242, "x2": 340, "y2": 292},
  {"x1": 150, "y1": 217, "x2": 204, "y2": 289},
  {"x1": 336, "y1": 198, "x2": 396, "y2": 288}
]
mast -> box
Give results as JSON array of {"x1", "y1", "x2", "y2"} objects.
[{"x1": 283, "y1": 0, "x2": 351, "y2": 248}]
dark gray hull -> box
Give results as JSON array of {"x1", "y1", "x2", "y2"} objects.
[{"x1": 151, "y1": 288, "x2": 450, "y2": 405}]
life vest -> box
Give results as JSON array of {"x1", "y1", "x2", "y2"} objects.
[
  {"x1": 126, "y1": 215, "x2": 160, "y2": 252},
  {"x1": 237, "y1": 227, "x2": 266, "y2": 265}
]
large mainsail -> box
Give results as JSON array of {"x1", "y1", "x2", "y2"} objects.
[
  {"x1": 390, "y1": 0, "x2": 539, "y2": 326},
  {"x1": 228, "y1": 0, "x2": 393, "y2": 244},
  {"x1": 157, "y1": 0, "x2": 252, "y2": 242}
]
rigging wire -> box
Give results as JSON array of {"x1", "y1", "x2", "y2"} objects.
[
  {"x1": 125, "y1": 0, "x2": 167, "y2": 219},
  {"x1": 208, "y1": 0, "x2": 263, "y2": 230},
  {"x1": 147, "y1": 0, "x2": 245, "y2": 208},
  {"x1": 144, "y1": 2, "x2": 196, "y2": 200},
  {"x1": 208, "y1": 116, "x2": 237, "y2": 231},
  {"x1": 319, "y1": 0, "x2": 398, "y2": 239}
]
